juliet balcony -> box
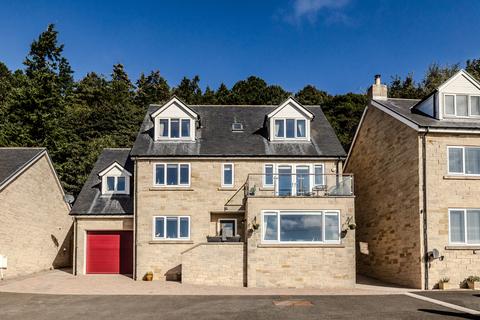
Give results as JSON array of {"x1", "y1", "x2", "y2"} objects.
[{"x1": 245, "y1": 173, "x2": 354, "y2": 198}]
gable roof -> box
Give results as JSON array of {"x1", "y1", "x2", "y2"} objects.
[
  {"x1": 98, "y1": 162, "x2": 132, "y2": 177},
  {"x1": 0, "y1": 148, "x2": 46, "y2": 190},
  {"x1": 130, "y1": 104, "x2": 346, "y2": 158},
  {"x1": 150, "y1": 96, "x2": 198, "y2": 119},
  {"x1": 437, "y1": 69, "x2": 480, "y2": 91},
  {"x1": 70, "y1": 148, "x2": 133, "y2": 215},
  {"x1": 267, "y1": 96, "x2": 314, "y2": 119}
]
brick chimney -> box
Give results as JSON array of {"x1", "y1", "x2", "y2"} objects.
[{"x1": 367, "y1": 74, "x2": 388, "y2": 100}]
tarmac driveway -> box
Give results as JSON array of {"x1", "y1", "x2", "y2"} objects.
[
  {"x1": 0, "y1": 292, "x2": 476, "y2": 320},
  {"x1": 416, "y1": 291, "x2": 480, "y2": 312}
]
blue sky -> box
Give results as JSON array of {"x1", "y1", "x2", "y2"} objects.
[{"x1": 1, "y1": 0, "x2": 480, "y2": 94}]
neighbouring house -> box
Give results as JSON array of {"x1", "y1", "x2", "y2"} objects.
[
  {"x1": 72, "y1": 96, "x2": 355, "y2": 288},
  {"x1": 345, "y1": 70, "x2": 480, "y2": 290},
  {"x1": 0, "y1": 148, "x2": 72, "y2": 278}
]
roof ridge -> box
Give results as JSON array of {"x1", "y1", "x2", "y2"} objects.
[{"x1": 388, "y1": 98, "x2": 421, "y2": 101}]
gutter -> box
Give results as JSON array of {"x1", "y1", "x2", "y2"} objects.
[
  {"x1": 421, "y1": 128, "x2": 429, "y2": 290},
  {"x1": 133, "y1": 160, "x2": 138, "y2": 280},
  {"x1": 73, "y1": 216, "x2": 77, "y2": 276}
]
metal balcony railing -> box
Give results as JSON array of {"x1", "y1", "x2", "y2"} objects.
[{"x1": 245, "y1": 173, "x2": 354, "y2": 197}]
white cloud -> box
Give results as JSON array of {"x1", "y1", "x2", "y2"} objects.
[{"x1": 286, "y1": 0, "x2": 351, "y2": 24}]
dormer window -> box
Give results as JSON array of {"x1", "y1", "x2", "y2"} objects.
[
  {"x1": 444, "y1": 94, "x2": 480, "y2": 117},
  {"x1": 99, "y1": 162, "x2": 131, "y2": 195},
  {"x1": 268, "y1": 97, "x2": 313, "y2": 141},
  {"x1": 151, "y1": 97, "x2": 198, "y2": 141},
  {"x1": 159, "y1": 118, "x2": 191, "y2": 138}
]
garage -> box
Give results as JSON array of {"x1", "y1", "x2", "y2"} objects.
[{"x1": 86, "y1": 231, "x2": 133, "y2": 275}]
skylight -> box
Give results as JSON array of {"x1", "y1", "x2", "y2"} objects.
[{"x1": 232, "y1": 123, "x2": 244, "y2": 131}]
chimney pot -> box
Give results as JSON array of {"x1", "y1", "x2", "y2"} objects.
[
  {"x1": 374, "y1": 74, "x2": 381, "y2": 85},
  {"x1": 368, "y1": 73, "x2": 388, "y2": 100}
]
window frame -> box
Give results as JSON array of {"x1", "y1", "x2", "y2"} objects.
[
  {"x1": 157, "y1": 118, "x2": 192, "y2": 140},
  {"x1": 448, "y1": 209, "x2": 480, "y2": 246},
  {"x1": 261, "y1": 210, "x2": 341, "y2": 245},
  {"x1": 153, "y1": 163, "x2": 191, "y2": 187},
  {"x1": 443, "y1": 94, "x2": 480, "y2": 118},
  {"x1": 221, "y1": 163, "x2": 235, "y2": 187},
  {"x1": 263, "y1": 164, "x2": 275, "y2": 187},
  {"x1": 217, "y1": 218, "x2": 238, "y2": 236},
  {"x1": 102, "y1": 175, "x2": 129, "y2": 195},
  {"x1": 447, "y1": 146, "x2": 480, "y2": 176},
  {"x1": 272, "y1": 118, "x2": 309, "y2": 140},
  {"x1": 313, "y1": 163, "x2": 325, "y2": 186},
  {"x1": 152, "y1": 216, "x2": 191, "y2": 240}
]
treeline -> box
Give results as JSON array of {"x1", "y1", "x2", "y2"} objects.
[{"x1": 1, "y1": 25, "x2": 479, "y2": 196}]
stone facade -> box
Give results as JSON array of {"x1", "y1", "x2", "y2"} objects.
[
  {"x1": 134, "y1": 158, "x2": 352, "y2": 288},
  {"x1": 246, "y1": 196, "x2": 355, "y2": 288},
  {"x1": 74, "y1": 217, "x2": 133, "y2": 275},
  {"x1": 181, "y1": 242, "x2": 245, "y2": 287},
  {"x1": 424, "y1": 134, "x2": 480, "y2": 289},
  {"x1": 345, "y1": 106, "x2": 423, "y2": 288},
  {"x1": 0, "y1": 154, "x2": 72, "y2": 278}
]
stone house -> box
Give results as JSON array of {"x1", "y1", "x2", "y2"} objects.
[
  {"x1": 0, "y1": 148, "x2": 72, "y2": 278},
  {"x1": 345, "y1": 70, "x2": 480, "y2": 289},
  {"x1": 71, "y1": 96, "x2": 356, "y2": 288}
]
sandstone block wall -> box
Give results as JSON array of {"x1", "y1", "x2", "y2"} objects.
[
  {"x1": 345, "y1": 106, "x2": 423, "y2": 288},
  {"x1": 181, "y1": 242, "x2": 244, "y2": 287},
  {"x1": 0, "y1": 154, "x2": 72, "y2": 278}
]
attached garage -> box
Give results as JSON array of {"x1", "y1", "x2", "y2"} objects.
[{"x1": 86, "y1": 231, "x2": 133, "y2": 275}]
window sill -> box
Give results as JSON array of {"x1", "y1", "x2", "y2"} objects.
[
  {"x1": 217, "y1": 187, "x2": 236, "y2": 191},
  {"x1": 443, "y1": 175, "x2": 480, "y2": 180},
  {"x1": 149, "y1": 187, "x2": 194, "y2": 191},
  {"x1": 257, "y1": 244, "x2": 344, "y2": 248},
  {"x1": 149, "y1": 240, "x2": 194, "y2": 244},
  {"x1": 445, "y1": 245, "x2": 480, "y2": 250},
  {"x1": 259, "y1": 187, "x2": 274, "y2": 191}
]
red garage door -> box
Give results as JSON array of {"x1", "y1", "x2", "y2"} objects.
[{"x1": 86, "y1": 231, "x2": 133, "y2": 275}]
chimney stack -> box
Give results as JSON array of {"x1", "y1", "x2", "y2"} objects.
[{"x1": 368, "y1": 74, "x2": 388, "y2": 100}]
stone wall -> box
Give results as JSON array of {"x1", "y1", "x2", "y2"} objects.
[
  {"x1": 181, "y1": 242, "x2": 245, "y2": 287},
  {"x1": 246, "y1": 196, "x2": 355, "y2": 288},
  {"x1": 0, "y1": 154, "x2": 72, "y2": 278},
  {"x1": 135, "y1": 158, "x2": 341, "y2": 281},
  {"x1": 345, "y1": 106, "x2": 423, "y2": 288},
  {"x1": 424, "y1": 134, "x2": 480, "y2": 289},
  {"x1": 74, "y1": 217, "x2": 133, "y2": 275}
]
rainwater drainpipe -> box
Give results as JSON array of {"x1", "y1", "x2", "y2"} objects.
[{"x1": 421, "y1": 128, "x2": 429, "y2": 290}]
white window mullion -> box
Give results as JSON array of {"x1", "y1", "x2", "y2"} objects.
[{"x1": 464, "y1": 209, "x2": 468, "y2": 244}]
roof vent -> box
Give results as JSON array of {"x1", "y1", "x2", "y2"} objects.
[{"x1": 232, "y1": 122, "x2": 244, "y2": 132}]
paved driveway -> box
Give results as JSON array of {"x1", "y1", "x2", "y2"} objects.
[
  {"x1": 0, "y1": 292, "x2": 475, "y2": 320},
  {"x1": 416, "y1": 291, "x2": 480, "y2": 312}
]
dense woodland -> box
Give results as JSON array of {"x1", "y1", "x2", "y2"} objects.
[{"x1": 2, "y1": 25, "x2": 480, "y2": 196}]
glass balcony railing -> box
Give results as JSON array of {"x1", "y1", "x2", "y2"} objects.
[{"x1": 245, "y1": 173, "x2": 354, "y2": 197}]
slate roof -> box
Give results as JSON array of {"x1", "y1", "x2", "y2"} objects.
[
  {"x1": 130, "y1": 105, "x2": 346, "y2": 158},
  {"x1": 70, "y1": 148, "x2": 133, "y2": 215},
  {"x1": 0, "y1": 147, "x2": 46, "y2": 189},
  {"x1": 375, "y1": 98, "x2": 480, "y2": 130}
]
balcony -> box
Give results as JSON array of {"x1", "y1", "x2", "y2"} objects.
[{"x1": 245, "y1": 173, "x2": 354, "y2": 198}]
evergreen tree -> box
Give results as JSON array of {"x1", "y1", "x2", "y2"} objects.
[
  {"x1": 135, "y1": 70, "x2": 170, "y2": 107},
  {"x1": 295, "y1": 85, "x2": 330, "y2": 105},
  {"x1": 173, "y1": 76, "x2": 202, "y2": 104}
]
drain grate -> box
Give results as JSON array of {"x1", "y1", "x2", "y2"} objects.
[{"x1": 272, "y1": 299, "x2": 314, "y2": 307}]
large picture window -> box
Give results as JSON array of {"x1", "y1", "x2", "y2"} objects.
[
  {"x1": 153, "y1": 216, "x2": 190, "y2": 240},
  {"x1": 262, "y1": 211, "x2": 340, "y2": 244},
  {"x1": 154, "y1": 163, "x2": 190, "y2": 186},
  {"x1": 448, "y1": 146, "x2": 480, "y2": 175},
  {"x1": 449, "y1": 209, "x2": 480, "y2": 245}
]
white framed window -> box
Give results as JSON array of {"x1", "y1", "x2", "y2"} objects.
[
  {"x1": 274, "y1": 118, "x2": 308, "y2": 139},
  {"x1": 105, "y1": 176, "x2": 127, "y2": 193},
  {"x1": 449, "y1": 209, "x2": 480, "y2": 245},
  {"x1": 218, "y1": 218, "x2": 237, "y2": 237},
  {"x1": 261, "y1": 210, "x2": 341, "y2": 244},
  {"x1": 314, "y1": 164, "x2": 325, "y2": 186},
  {"x1": 99, "y1": 163, "x2": 131, "y2": 195},
  {"x1": 153, "y1": 216, "x2": 190, "y2": 240},
  {"x1": 154, "y1": 163, "x2": 191, "y2": 186},
  {"x1": 444, "y1": 94, "x2": 480, "y2": 118},
  {"x1": 158, "y1": 118, "x2": 192, "y2": 139},
  {"x1": 221, "y1": 163, "x2": 234, "y2": 187},
  {"x1": 447, "y1": 146, "x2": 480, "y2": 176},
  {"x1": 263, "y1": 164, "x2": 274, "y2": 187}
]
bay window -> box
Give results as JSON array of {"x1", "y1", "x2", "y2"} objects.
[
  {"x1": 153, "y1": 216, "x2": 190, "y2": 240},
  {"x1": 444, "y1": 94, "x2": 480, "y2": 117},
  {"x1": 154, "y1": 163, "x2": 190, "y2": 186},
  {"x1": 448, "y1": 146, "x2": 480, "y2": 175},
  {"x1": 449, "y1": 209, "x2": 480, "y2": 245},
  {"x1": 274, "y1": 118, "x2": 308, "y2": 139},
  {"x1": 262, "y1": 211, "x2": 340, "y2": 244}
]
